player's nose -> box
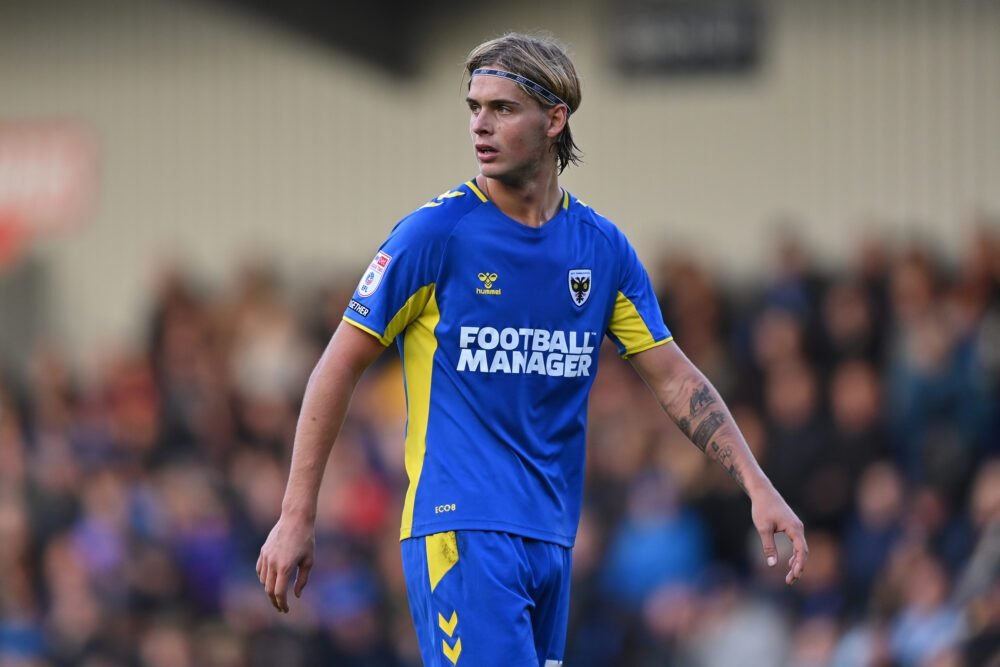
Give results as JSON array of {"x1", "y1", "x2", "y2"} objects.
[{"x1": 471, "y1": 112, "x2": 491, "y2": 135}]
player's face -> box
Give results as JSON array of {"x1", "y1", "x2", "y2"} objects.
[{"x1": 466, "y1": 71, "x2": 564, "y2": 185}]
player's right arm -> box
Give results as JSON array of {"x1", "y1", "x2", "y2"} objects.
[
  {"x1": 256, "y1": 322, "x2": 385, "y2": 613},
  {"x1": 256, "y1": 186, "x2": 467, "y2": 613}
]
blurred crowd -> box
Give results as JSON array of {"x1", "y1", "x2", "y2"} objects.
[{"x1": 0, "y1": 224, "x2": 998, "y2": 667}]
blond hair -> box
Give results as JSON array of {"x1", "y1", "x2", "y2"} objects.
[{"x1": 465, "y1": 33, "x2": 583, "y2": 173}]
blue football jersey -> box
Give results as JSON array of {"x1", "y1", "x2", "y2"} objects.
[{"x1": 343, "y1": 180, "x2": 672, "y2": 546}]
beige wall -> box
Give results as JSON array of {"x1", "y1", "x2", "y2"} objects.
[{"x1": 1, "y1": 0, "x2": 998, "y2": 359}]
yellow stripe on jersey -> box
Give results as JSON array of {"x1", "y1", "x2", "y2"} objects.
[
  {"x1": 400, "y1": 288, "x2": 441, "y2": 539},
  {"x1": 465, "y1": 180, "x2": 487, "y2": 202},
  {"x1": 608, "y1": 291, "x2": 673, "y2": 358},
  {"x1": 562, "y1": 189, "x2": 569, "y2": 209},
  {"x1": 342, "y1": 284, "x2": 434, "y2": 346},
  {"x1": 384, "y1": 284, "x2": 435, "y2": 344},
  {"x1": 426, "y1": 531, "x2": 459, "y2": 592}
]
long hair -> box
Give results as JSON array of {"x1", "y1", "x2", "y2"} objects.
[{"x1": 465, "y1": 33, "x2": 583, "y2": 173}]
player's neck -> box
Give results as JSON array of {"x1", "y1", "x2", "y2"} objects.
[{"x1": 477, "y1": 170, "x2": 562, "y2": 228}]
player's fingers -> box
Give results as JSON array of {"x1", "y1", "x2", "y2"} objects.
[
  {"x1": 274, "y1": 567, "x2": 292, "y2": 613},
  {"x1": 265, "y1": 563, "x2": 280, "y2": 612},
  {"x1": 259, "y1": 555, "x2": 269, "y2": 587},
  {"x1": 785, "y1": 522, "x2": 809, "y2": 585},
  {"x1": 790, "y1": 550, "x2": 807, "y2": 582},
  {"x1": 757, "y1": 528, "x2": 778, "y2": 567},
  {"x1": 256, "y1": 552, "x2": 264, "y2": 582},
  {"x1": 294, "y1": 559, "x2": 312, "y2": 598}
]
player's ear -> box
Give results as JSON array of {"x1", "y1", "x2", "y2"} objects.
[{"x1": 545, "y1": 105, "x2": 568, "y2": 139}]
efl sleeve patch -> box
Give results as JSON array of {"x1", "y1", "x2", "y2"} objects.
[{"x1": 356, "y1": 250, "x2": 392, "y2": 298}]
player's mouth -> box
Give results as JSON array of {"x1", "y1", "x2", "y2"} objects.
[{"x1": 476, "y1": 144, "x2": 499, "y2": 162}]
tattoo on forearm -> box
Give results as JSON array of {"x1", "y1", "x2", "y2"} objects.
[
  {"x1": 709, "y1": 440, "x2": 747, "y2": 491},
  {"x1": 691, "y1": 411, "x2": 726, "y2": 451},
  {"x1": 673, "y1": 379, "x2": 746, "y2": 491},
  {"x1": 689, "y1": 384, "x2": 716, "y2": 416},
  {"x1": 670, "y1": 378, "x2": 749, "y2": 492},
  {"x1": 677, "y1": 383, "x2": 719, "y2": 443}
]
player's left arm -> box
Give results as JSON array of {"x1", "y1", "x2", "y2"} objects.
[{"x1": 629, "y1": 341, "x2": 809, "y2": 584}]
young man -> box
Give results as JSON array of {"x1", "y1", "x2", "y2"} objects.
[{"x1": 257, "y1": 33, "x2": 808, "y2": 666}]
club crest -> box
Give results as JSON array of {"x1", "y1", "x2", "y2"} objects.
[{"x1": 568, "y1": 269, "x2": 591, "y2": 306}]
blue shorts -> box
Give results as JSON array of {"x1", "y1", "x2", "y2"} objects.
[{"x1": 401, "y1": 531, "x2": 571, "y2": 667}]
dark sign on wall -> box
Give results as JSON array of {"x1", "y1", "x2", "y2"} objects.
[{"x1": 611, "y1": 0, "x2": 765, "y2": 76}]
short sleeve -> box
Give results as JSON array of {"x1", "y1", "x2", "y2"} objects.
[
  {"x1": 605, "y1": 231, "x2": 673, "y2": 358},
  {"x1": 342, "y1": 213, "x2": 444, "y2": 346}
]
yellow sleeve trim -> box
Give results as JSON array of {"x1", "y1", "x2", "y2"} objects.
[
  {"x1": 465, "y1": 180, "x2": 487, "y2": 202},
  {"x1": 609, "y1": 291, "x2": 670, "y2": 359},
  {"x1": 342, "y1": 316, "x2": 391, "y2": 346}
]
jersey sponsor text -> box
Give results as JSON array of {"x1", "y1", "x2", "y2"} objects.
[{"x1": 457, "y1": 326, "x2": 596, "y2": 377}]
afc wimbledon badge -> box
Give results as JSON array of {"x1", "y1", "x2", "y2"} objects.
[
  {"x1": 357, "y1": 250, "x2": 392, "y2": 298},
  {"x1": 568, "y1": 269, "x2": 592, "y2": 306}
]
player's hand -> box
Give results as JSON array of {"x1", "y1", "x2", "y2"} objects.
[
  {"x1": 256, "y1": 514, "x2": 316, "y2": 613},
  {"x1": 750, "y1": 486, "x2": 808, "y2": 585}
]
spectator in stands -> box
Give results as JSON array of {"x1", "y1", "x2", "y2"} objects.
[
  {"x1": 843, "y1": 462, "x2": 906, "y2": 611},
  {"x1": 888, "y1": 549, "x2": 964, "y2": 666}
]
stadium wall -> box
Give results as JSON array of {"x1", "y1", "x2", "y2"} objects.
[{"x1": 0, "y1": 0, "x2": 997, "y2": 360}]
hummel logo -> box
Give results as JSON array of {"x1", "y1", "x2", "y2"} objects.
[{"x1": 476, "y1": 272, "x2": 501, "y2": 296}]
